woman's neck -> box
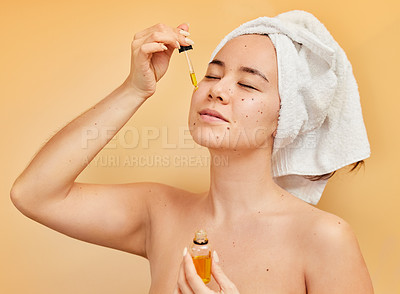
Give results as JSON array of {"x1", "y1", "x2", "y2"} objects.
[{"x1": 206, "y1": 148, "x2": 282, "y2": 222}]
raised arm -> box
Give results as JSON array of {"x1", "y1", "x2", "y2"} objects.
[{"x1": 10, "y1": 23, "x2": 191, "y2": 257}]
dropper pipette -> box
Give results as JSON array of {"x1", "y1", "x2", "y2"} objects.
[{"x1": 179, "y1": 45, "x2": 198, "y2": 90}]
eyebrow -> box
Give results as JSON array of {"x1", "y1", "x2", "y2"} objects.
[{"x1": 209, "y1": 59, "x2": 269, "y2": 83}]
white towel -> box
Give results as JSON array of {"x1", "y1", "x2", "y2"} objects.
[{"x1": 210, "y1": 10, "x2": 370, "y2": 204}]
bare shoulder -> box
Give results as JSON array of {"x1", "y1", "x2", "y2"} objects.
[
  {"x1": 281, "y1": 193, "x2": 354, "y2": 239},
  {"x1": 293, "y1": 202, "x2": 355, "y2": 246},
  {"x1": 288, "y1": 198, "x2": 374, "y2": 293},
  {"x1": 289, "y1": 198, "x2": 363, "y2": 265}
]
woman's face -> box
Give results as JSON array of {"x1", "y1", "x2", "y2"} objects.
[{"x1": 188, "y1": 34, "x2": 280, "y2": 152}]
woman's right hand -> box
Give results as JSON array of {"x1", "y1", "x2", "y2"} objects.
[{"x1": 124, "y1": 23, "x2": 193, "y2": 100}]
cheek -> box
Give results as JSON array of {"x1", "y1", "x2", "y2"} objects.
[
  {"x1": 262, "y1": 103, "x2": 280, "y2": 126},
  {"x1": 235, "y1": 96, "x2": 280, "y2": 135},
  {"x1": 258, "y1": 94, "x2": 280, "y2": 123},
  {"x1": 238, "y1": 98, "x2": 274, "y2": 122}
]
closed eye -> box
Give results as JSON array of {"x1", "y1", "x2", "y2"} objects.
[
  {"x1": 205, "y1": 76, "x2": 258, "y2": 91},
  {"x1": 238, "y1": 83, "x2": 258, "y2": 91},
  {"x1": 205, "y1": 75, "x2": 220, "y2": 80}
]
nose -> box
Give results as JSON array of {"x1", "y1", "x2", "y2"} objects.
[{"x1": 208, "y1": 79, "x2": 231, "y2": 104}]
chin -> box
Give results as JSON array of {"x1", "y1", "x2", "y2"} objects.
[
  {"x1": 189, "y1": 123, "x2": 274, "y2": 152},
  {"x1": 189, "y1": 126, "x2": 253, "y2": 151},
  {"x1": 189, "y1": 124, "x2": 229, "y2": 149}
]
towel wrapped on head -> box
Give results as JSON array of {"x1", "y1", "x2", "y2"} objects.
[{"x1": 210, "y1": 10, "x2": 370, "y2": 204}]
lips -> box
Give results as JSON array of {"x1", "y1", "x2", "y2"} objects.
[{"x1": 199, "y1": 108, "x2": 229, "y2": 122}]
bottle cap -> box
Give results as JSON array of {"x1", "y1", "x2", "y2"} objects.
[
  {"x1": 193, "y1": 229, "x2": 208, "y2": 245},
  {"x1": 179, "y1": 45, "x2": 193, "y2": 53}
]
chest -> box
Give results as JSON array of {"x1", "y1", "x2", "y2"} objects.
[{"x1": 147, "y1": 214, "x2": 307, "y2": 293}]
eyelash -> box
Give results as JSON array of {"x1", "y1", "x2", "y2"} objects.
[
  {"x1": 238, "y1": 83, "x2": 257, "y2": 90},
  {"x1": 204, "y1": 76, "x2": 258, "y2": 91},
  {"x1": 205, "y1": 75, "x2": 219, "y2": 80}
]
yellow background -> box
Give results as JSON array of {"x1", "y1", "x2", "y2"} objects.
[{"x1": 1, "y1": 0, "x2": 399, "y2": 293}]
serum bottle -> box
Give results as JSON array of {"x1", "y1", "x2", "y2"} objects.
[{"x1": 189, "y1": 230, "x2": 212, "y2": 284}]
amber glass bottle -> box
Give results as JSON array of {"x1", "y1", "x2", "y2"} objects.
[{"x1": 189, "y1": 230, "x2": 212, "y2": 284}]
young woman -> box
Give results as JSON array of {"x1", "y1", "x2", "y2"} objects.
[{"x1": 10, "y1": 12, "x2": 374, "y2": 294}]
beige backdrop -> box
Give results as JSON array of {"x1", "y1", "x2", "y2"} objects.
[{"x1": 1, "y1": 0, "x2": 399, "y2": 293}]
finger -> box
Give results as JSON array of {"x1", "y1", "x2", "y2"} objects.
[
  {"x1": 173, "y1": 284, "x2": 183, "y2": 294},
  {"x1": 135, "y1": 42, "x2": 168, "y2": 57},
  {"x1": 133, "y1": 24, "x2": 192, "y2": 51},
  {"x1": 132, "y1": 33, "x2": 177, "y2": 53},
  {"x1": 133, "y1": 23, "x2": 172, "y2": 40},
  {"x1": 134, "y1": 23, "x2": 187, "y2": 43},
  {"x1": 133, "y1": 29, "x2": 193, "y2": 54},
  {"x1": 183, "y1": 253, "x2": 209, "y2": 293},
  {"x1": 176, "y1": 24, "x2": 190, "y2": 38},
  {"x1": 177, "y1": 23, "x2": 189, "y2": 32},
  {"x1": 211, "y1": 252, "x2": 238, "y2": 293},
  {"x1": 144, "y1": 31, "x2": 182, "y2": 49},
  {"x1": 144, "y1": 31, "x2": 193, "y2": 49},
  {"x1": 132, "y1": 34, "x2": 185, "y2": 56},
  {"x1": 177, "y1": 252, "x2": 195, "y2": 294}
]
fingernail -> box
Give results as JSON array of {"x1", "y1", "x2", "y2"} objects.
[
  {"x1": 183, "y1": 247, "x2": 188, "y2": 257},
  {"x1": 176, "y1": 40, "x2": 181, "y2": 49},
  {"x1": 179, "y1": 29, "x2": 190, "y2": 37},
  {"x1": 185, "y1": 38, "x2": 195, "y2": 45},
  {"x1": 161, "y1": 44, "x2": 168, "y2": 51},
  {"x1": 213, "y1": 250, "x2": 219, "y2": 263}
]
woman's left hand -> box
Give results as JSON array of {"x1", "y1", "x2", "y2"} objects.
[{"x1": 174, "y1": 248, "x2": 240, "y2": 294}]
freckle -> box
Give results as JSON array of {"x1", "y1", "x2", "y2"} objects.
[
  {"x1": 258, "y1": 211, "x2": 261, "y2": 214},
  {"x1": 261, "y1": 112, "x2": 263, "y2": 114},
  {"x1": 266, "y1": 268, "x2": 269, "y2": 271},
  {"x1": 234, "y1": 120, "x2": 237, "y2": 123},
  {"x1": 252, "y1": 98, "x2": 254, "y2": 100},
  {"x1": 227, "y1": 127, "x2": 230, "y2": 130},
  {"x1": 79, "y1": 187, "x2": 82, "y2": 189},
  {"x1": 94, "y1": 122, "x2": 97, "y2": 125},
  {"x1": 244, "y1": 45, "x2": 247, "y2": 48},
  {"x1": 149, "y1": 189, "x2": 152, "y2": 192},
  {"x1": 245, "y1": 115, "x2": 248, "y2": 118},
  {"x1": 193, "y1": 122, "x2": 196, "y2": 125},
  {"x1": 232, "y1": 241, "x2": 235, "y2": 247},
  {"x1": 256, "y1": 120, "x2": 258, "y2": 122},
  {"x1": 241, "y1": 98, "x2": 244, "y2": 101},
  {"x1": 216, "y1": 136, "x2": 219, "y2": 139},
  {"x1": 338, "y1": 221, "x2": 341, "y2": 224},
  {"x1": 233, "y1": 148, "x2": 237, "y2": 151}
]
